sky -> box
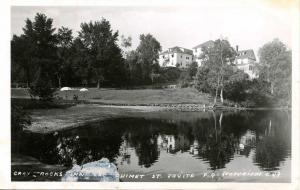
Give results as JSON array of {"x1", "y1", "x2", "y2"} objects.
[{"x1": 11, "y1": 0, "x2": 294, "y2": 57}]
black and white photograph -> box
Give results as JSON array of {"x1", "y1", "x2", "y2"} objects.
[{"x1": 2, "y1": 0, "x2": 300, "y2": 188}]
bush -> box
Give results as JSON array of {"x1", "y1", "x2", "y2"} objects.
[
  {"x1": 11, "y1": 104, "x2": 31, "y2": 134},
  {"x1": 158, "y1": 67, "x2": 181, "y2": 83},
  {"x1": 29, "y1": 66, "x2": 56, "y2": 101}
]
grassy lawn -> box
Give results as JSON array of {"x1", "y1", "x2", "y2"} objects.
[
  {"x1": 12, "y1": 87, "x2": 212, "y2": 105},
  {"x1": 12, "y1": 87, "x2": 213, "y2": 133}
]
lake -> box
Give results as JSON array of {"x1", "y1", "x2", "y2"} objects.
[{"x1": 11, "y1": 110, "x2": 291, "y2": 182}]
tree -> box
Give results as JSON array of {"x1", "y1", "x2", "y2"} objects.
[
  {"x1": 136, "y1": 34, "x2": 161, "y2": 83},
  {"x1": 11, "y1": 35, "x2": 32, "y2": 86},
  {"x1": 125, "y1": 50, "x2": 143, "y2": 86},
  {"x1": 56, "y1": 27, "x2": 73, "y2": 88},
  {"x1": 21, "y1": 13, "x2": 58, "y2": 100},
  {"x1": 187, "y1": 61, "x2": 198, "y2": 79},
  {"x1": 195, "y1": 66, "x2": 211, "y2": 93},
  {"x1": 258, "y1": 39, "x2": 291, "y2": 106},
  {"x1": 71, "y1": 38, "x2": 92, "y2": 87},
  {"x1": 78, "y1": 19, "x2": 126, "y2": 88},
  {"x1": 195, "y1": 39, "x2": 236, "y2": 104},
  {"x1": 120, "y1": 35, "x2": 132, "y2": 58},
  {"x1": 29, "y1": 64, "x2": 57, "y2": 101}
]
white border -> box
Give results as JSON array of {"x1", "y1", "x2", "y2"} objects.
[{"x1": 1, "y1": 0, "x2": 300, "y2": 189}]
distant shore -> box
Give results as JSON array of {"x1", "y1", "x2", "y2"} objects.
[{"x1": 11, "y1": 88, "x2": 290, "y2": 134}]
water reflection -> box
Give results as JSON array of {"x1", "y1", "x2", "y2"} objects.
[{"x1": 12, "y1": 110, "x2": 291, "y2": 181}]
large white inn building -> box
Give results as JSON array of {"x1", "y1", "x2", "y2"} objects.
[
  {"x1": 158, "y1": 46, "x2": 194, "y2": 68},
  {"x1": 159, "y1": 41, "x2": 258, "y2": 79}
]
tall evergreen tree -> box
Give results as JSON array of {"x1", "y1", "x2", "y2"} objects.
[{"x1": 24, "y1": 13, "x2": 58, "y2": 100}]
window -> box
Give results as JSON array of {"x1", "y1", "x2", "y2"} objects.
[
  {"x1": 181, "y1": 55, "x2": 182, "y2": 58},
  {"x1": 171, "y1": 54, "x2": 174, "y2": 58},
  {"x1": 186, "y1": 57, "x2": 189, "y2": 60},
  {"x1": 249, "y1": 65, "x2": 253, "y2": 70}
]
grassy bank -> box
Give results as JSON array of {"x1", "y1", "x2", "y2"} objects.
[
  {"x1": 11, "y1": 87, "x2": 212, "y2": 105},
  {"x1": 26, "y1": 104, "x2": 212, "y2": 134}
]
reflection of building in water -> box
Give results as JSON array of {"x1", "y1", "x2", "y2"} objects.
[
  {"x1": 240, "y1": 130, "x2": 256, "y2": 146},
  {"x1": 189, "y1": 140, "x2": 199, "y2": 155},
  {"x1": 119, "y1": 139, "x2": 131, "y2": 165},
  {"x1": 157, "y1": 134, "x2": 191, "y2": 154},
  {"x1": 237, "y1": 130, "x2": 256, "y2": 157},
  {"x1": 157, "y1": 135, "x2": 175, "y2": 152}
]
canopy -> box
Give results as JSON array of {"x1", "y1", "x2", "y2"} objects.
[
  {"x1": 79, "y1": 88, "x2": 89, "y2": 92},
  {"x1": 60, "y1": 87, "x2": 72, "y2": 91}
]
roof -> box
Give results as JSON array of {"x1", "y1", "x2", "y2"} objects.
[
  {"x1": 160, "y1": 46, "x2": 193, "y2": 55},
  {"x1": 236, "y1": 49, "x2": 256, "y2": 61},
  {"x1": 192, "y1": 40, "x2": 214, "y2": 49}
]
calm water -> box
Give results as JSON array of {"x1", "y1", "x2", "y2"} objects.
[{"x1": 11, "y1": 110, "x2": 291, "y2": 182}]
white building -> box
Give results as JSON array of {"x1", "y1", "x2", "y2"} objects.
[
  {"x1": 234, "y1": 49, "x2": 259, "y2": 79},
  {"x1": 159, "y1": 46, "x2": 194, "y2": 68},
  {"x1": 192, "y1": 40, "x2": 214, "y2": 67}
]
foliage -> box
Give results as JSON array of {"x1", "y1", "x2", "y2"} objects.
[
  {"x1": 56, "y1": 27, "x2": 74, "y2": 87},
  {"x1": 78, "y1": 19, "x2": 127, "y2": 88},
  {"x1": 11, "y1": 104, "x2": 31, "y2": 134},
  {"x1": 20, "y1": 13, "x2": 58, "y2": 100},
  {"x1": 29, "y1": 64, "x2": 57, "y2": 101},
  {"x1": 196, "y1": 39, "x2": 237, "y2": 104},
  {"x1": 178, "y1": 71, "x2": 190, "y2": 88},
  {"x1": 257, "y1": 39, "x2": 291, "y2": 106},
  {"x1": 187, "y1": 61, "x2": 198, "y2": 79},
  {"x1": 136, "y1": 34, "x2": 162, "y2": 83}
]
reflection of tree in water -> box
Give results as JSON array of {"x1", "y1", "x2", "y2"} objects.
[
  {"x1": 14, "y1": 121, "x2": 125, "y2": 167},
  {"x1": 13, "y1": 111, "x2": 291, "y2": 172},
  {"x1": 193, "y1": 112, "x2": 238, "y2": 170},
  {"x1": 122, "y1": 119, "x2": 160, "y2": 168},
  {"x1": 192, "y1": 110, "x2": 291, "y2": 171},
  {"x1": 253, "y1": 111, "x2": 291, "y2": 171},
  {"x1": 254, "y1": 136, "x2": 287, "y2": 171}
]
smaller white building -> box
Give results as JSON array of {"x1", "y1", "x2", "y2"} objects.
[
  {"x1": 159, "y1": 46, "x2": 194, "y2": 68},
  {"x1": 192, "y1": 40, "x2": 214, "y2": 67},
  {"x1": 234, "y1": 49, "x2": 259, "y2": 79}
]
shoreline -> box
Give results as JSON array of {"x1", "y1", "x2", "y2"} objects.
[{"x1": 22, "y1": 103, "x2": 290, "y2": 134}]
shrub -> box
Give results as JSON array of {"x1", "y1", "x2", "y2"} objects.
[
  {"x1": 11, "y1": 104, "x2": 31, "y2": 134},
  {"x1": 29, "y1": 66, "x2": 56, "y2": 101}
]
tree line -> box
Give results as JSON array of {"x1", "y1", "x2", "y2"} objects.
[
  {"x1": 11, "y1": 13, "x2": 163, "y2": 100},
  {"x1": 194, "y1": 38, "x2": 291, "y2": 107},
  {"x1": 11, "y1": 13, "x2": 291, "y2": 107}
]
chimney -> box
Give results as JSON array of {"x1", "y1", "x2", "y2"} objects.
[{"x1": 236, "y1": 45, "x2": 239, "y2": 52}]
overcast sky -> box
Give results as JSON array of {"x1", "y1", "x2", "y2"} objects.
[{"x1": 11, "y1": 1, "x2": 293, "y2": 56}]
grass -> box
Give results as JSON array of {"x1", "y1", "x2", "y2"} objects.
[
  {"x1": 11, "y1": 87, "x2": 212, "y2": 105},
  {"x1": 11, "y1": 87, "x2": 213, "y2": 133}
]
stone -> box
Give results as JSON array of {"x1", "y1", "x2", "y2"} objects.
[{"x1": 61, "y1": 158, "x2": 119, "y2": 182}]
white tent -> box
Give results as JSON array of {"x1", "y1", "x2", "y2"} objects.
[
  {"x1": 79, "y1": 88, "x2": 88, "y2": 92},
  {"x1": 79, "y1": 88, "x2": 88, "y2": 98},
  {"x1": 60, "y1": 87, "x2": 72, "y2": 99},
  {"x1": 60, "y1": 87, "x2": 72, "y2": 91}
]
